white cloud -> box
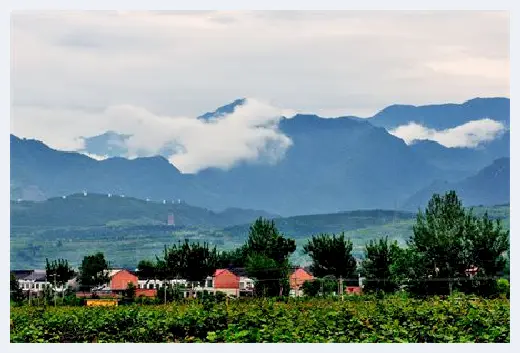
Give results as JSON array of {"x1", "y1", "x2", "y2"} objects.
[
  {"x1": 11, "y1": 98, "x2": 292, "y2": 173},
  {"x1": 83, "y1": 153, "x2": 109, "y2": 161},
  {"x1": 389, "y1": 119, "x2": 506, "y2": 148}
]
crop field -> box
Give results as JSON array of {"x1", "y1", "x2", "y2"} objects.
[{"x1": 10, "y1": 295, "x2": 510, "y2": 343}]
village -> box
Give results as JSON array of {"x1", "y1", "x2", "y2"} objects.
[{"x1": 12, "y1": 266, "x2": 364, "y2": 305}]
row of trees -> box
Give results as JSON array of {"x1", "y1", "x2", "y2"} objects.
[{"x1": 11, "y1": 191, "x2": 510, "y2": 303}]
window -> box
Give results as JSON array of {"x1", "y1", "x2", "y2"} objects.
[
  {"x1": 148, "y1": 284, "x2": 154, "y2": 289},
  {"x1": 206, "y1": 279, "x2": 213, "y2": 288},
  {"x1": 239, "y1": 282, "x2": 245, "y2": 289},
  {"x1": 137, "y1": 284, "x2": 141, "y2": 289},
  {"x1": 155, "y1": 284, "x2": 159, "y2": 289}
]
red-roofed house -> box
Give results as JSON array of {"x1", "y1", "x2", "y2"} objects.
[{"x1": 289, "y1": 267, "x2": 314, "y2": 297}]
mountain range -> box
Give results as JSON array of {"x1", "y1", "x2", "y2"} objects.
[{"x1": 10, "y1": 97, "x2": 510, "y2": 215}]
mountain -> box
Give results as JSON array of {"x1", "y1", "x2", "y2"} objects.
[
  {"x1": 408, "y1": 138, "x2": 508, "y2": 178},
  {"x1": 369, "y1": 97, "x2": 510, "y2": 130},
  {"x1": 78, "y1": 130, "x2": 131, "y2": 158},
  {"x1": 11, "y1": 113, "x2": 444, "y2": 215},
  {"x1": 403, "y1": 157, "x2": 510, "y2": 210},
  {"x1": 10, "y1": 193, "x2": 279, "y2": 228},
  {"x1": 11, "y1": 97, "x2": 510, "y2": 216},
  {"x1": 197, "y1": 98, "x2": 246, "y2": 120},
  {"x1": 192, "y1": 114, "x2": 443, "y2": 214},
  {"x1": 223, "y1": 209, "x2": 417, "y2": 239},
  {"x1": 10, "y1": 134, "x2": 216, "y2": 205}
]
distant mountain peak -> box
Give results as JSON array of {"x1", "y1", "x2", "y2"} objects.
[{"x1": 198, "y1": 98, "x2": 247, "y2": 120}]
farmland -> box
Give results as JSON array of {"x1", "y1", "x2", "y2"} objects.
[{"x1": 10, "y1": 295, "x2": 510, "y2": 343}]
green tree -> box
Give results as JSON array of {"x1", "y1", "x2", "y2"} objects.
[
  {"x1": 301, "y1": 277, "x2": 336, "y2": 297},
  {"x1": 246, "y1": 218, "x2": 296, "y2": 265},
  {"x1": 408, "y1": 191, "x2": 471, "y2": 295},
  {"x1": 465, "y1": 214, "x2": 509, "y2": 296},
  {"x1": 408, "y1": 190, "x2": 510, "y2": 296},
  {"x1": 125, "y1": 282, "x2": 136, "y2": 301},
  {"x1": 303, "y1": 232, "x2": 357, "y2": 294},
  {"x1": 10, "y1": 272, "x2": 24, "y2": 304},
  {"x1": 246, "y1": 254, "x2": 290, "y2": 297},
  {"x1": 163, "y1": 240, "x2": 219, "y2": 298},
  {"x1": 45, "y1": 258, "x2": 75, "y2": 304},
  {"x1": 78, "y1": 252, "x2": 110, "y2": 292},
  {"x1": 244, "y1": 218, "x2": 296, "y2": 297},
  {"x1": 361, "y1": 237, "x2": 403, "y2": 293},
  {"x1": 217, "y1": 246, "x2": 248, "y2": 268}
]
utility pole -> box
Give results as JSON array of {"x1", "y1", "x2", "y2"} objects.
[
  {"x1": 340, "y1": 276, "x2": 344, "y2": 301},
  {"x1": 53, "y1": 273, "x2": 57, "y2": 307}
]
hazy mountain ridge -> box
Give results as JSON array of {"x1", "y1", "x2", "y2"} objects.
[{"x1": 10, "y1": 97, "x2": 510, "y2": 215}]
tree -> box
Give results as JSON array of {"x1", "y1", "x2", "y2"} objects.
[
  {"x1": 361, "y1": 237, "x2": 403, "y2": 293},
  {"x1": 163, "y1": 240, "x2": 219, "y2": 298},
  {"x1": 246, "y1": 254, "x2": 290, "y2": 297},
  {"x1": 217, "y1": 246, "x2": 248, "y2": 268},
  {"x1": 407, "y1": 190, "x2": 510, "y2": 296},
  {"x1": 78, "y1": 252, "x2": 110, "y2": 291},
  {"x1": 246, "y1": 218, "x2": 296, "y2": 265},
  {"x1": 125, "y1": 282, "x2": 136, "y2": 301},
  {"x1": 10, "y1": 272, "x2": 24, "y2": 304},
  {"x1": 465, "y1": 213, "x2": 509, "y2": 296},
  {"x1": 301, "y1": 277, "x2": 336, "y2": 297},
  {"x1": 303, "y1": 232, "x2": 357, "y2": 294},
  {"x1": 45, "y1": 258, "x2": 75, "y2": 304},
  {"x1": 136, "y1": 259, "x2": 156, "y2": 281},
  {"x1": 244, "y1": 218, "x2": 296, "y2": 297},
  {"x1": 408, "y1": 191, "x2": 471, "y2": 295}
]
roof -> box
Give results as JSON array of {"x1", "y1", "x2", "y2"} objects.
[
  {"x1": 23, "y1": 270, "x2": 47, "y2": 282},
  {"x1": 228, "y1": 268, "x2": 248, "y2": 277},
  {"x1": 11, "y1": 270, "x2": 34, "y2": 280},
  {"x1": 289, "y1": 267, "x2": 313, "y2": 276}
]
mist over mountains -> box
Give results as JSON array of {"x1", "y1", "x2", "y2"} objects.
[{"x1": 10, "y1": 97, "x2": 510, "y2": 216}]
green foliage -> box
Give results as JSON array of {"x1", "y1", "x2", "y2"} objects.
[
  {"x1": 496, "y1": 279, "x2": 509, "y2": 298},
  {"x1": 163, "y1": 240, "x2": 219, "y2": 283},
  {"x1": 301, "y1": 278, "x2": 337, "y2": 297},
  {"x1": 408, "y1": 191, "x2": 509, "y2": 296},
  {"x1": 361, "y1": 236, "x2": 403, "y2": 293},
  {"x1": 136, "y1": 259, "x2": 156, "y2": 280},
  {"x1": 246, "y1": 218, "x2": 296, "y2": 264},
  {"x1": 243, "y1": 218, "x2": 296, "y2": 297},
  {"x1": 10, "y1": 296, "x2": 510, "y2": 343},
  {"x1": 303, "y1": 232, "x2": 357, "y2": 279},
  {"x1": 78, "y1": 252, "x2": 110, "y2": 291},
  {"x1": 10, "y1": 273, "x2": 24, "y2": 304},
  {"x1": 45, "y1": 258, "x2": 75, "y2": 289},
  {"x1": 125, "y1": 282, "x2": 136, "y2": 301}
]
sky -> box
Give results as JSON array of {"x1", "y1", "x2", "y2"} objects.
[{"x1": 10, "y1": 11, "x2": 510, "y2": 172}]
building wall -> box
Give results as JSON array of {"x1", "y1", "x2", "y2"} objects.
[
  {"x1": 110, "y1": 270, "x2": 138, "y2": 291},
  {"x1": 289, "y1": 268, "x2": 314, "y2": 290},
  {"x1": 214, "y1": 269, "x2": 239, "y2": 289},
  {"x1": 135, "y1": 289, "x2": 157, "y2": 298}
]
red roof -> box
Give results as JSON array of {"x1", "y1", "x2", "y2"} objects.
[{"x1": 214, "y1": 269, "x2": 228, "y2": 277}]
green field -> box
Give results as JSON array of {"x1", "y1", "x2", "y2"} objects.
[
  {"x1": 10, "y1": 204, "x2": 509, "y2": 269},
  {"x1": 10, "y1": 295, "x2": 510, "y2": 343}
]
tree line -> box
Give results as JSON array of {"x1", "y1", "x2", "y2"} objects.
[{"x1": 11, "y1": 191, "x2": 510, "y2": 304}]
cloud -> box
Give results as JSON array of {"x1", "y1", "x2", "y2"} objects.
[
  {"x1": 83, "y1": 153, "x2": 109, "y2": 161},
  {"x1": 389, "y1": 119, "x2": 506, "y2": 148},
  {"x1": 11, "y1": 11, "x2": 509, "y2": 118},
  {"x1": 11, "y1": 98, "x2": 292, "y2": 173}
]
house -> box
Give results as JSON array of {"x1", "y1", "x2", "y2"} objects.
[
  {"x1": 345, "y1": 286, "x2": 362, "y2": 295},
  {"x1": 289, "y1": 267, "x2": 314, "y2": 297},
  {"x1": 14, "y1": 270, "x2": 52, "y2": 294},
  {"x1": 184, "y1": 268, "x2": 255, "y2": 298}
]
